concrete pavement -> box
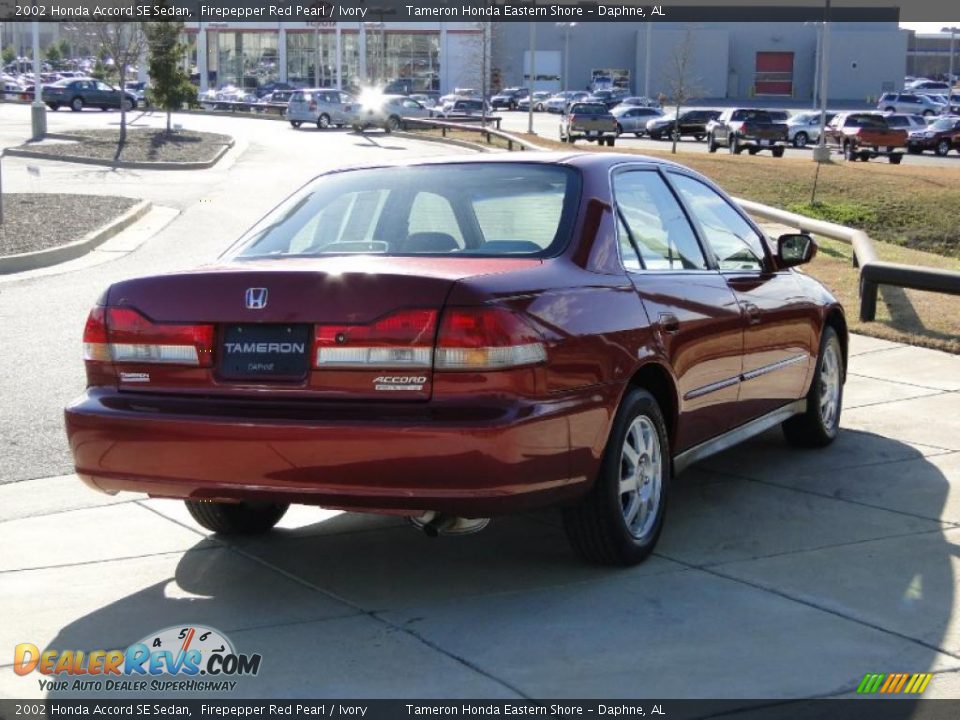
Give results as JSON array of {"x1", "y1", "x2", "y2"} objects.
[
  {"x1": 1, "y1": 334, "x2": 958, "y2": 701},
  {"x1": 1, "y1": 104, "x2": 958, "y2": 702}
]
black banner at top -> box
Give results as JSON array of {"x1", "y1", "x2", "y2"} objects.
[{"x1": 2, "y1": 0, "x2": 956, "y2": 23}]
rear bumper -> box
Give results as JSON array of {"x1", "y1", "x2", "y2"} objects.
[{"x1": 64, "y1": 388, "x2": 617, "y2": 516}]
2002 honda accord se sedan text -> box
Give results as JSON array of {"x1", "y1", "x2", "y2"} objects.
[{"x1": 65, "y1": 153, "x2": 847, "y2": 566}]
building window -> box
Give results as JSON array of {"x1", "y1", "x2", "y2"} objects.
[{"x1": 213, "y1": 31, "x2": 278, "y2": 90}]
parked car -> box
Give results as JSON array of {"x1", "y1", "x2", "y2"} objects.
[
  {"x1": 706, "y1": 108, "x2": 788, "y2": 156},
  {"x1": 352, "y1": 94, "x2": 431, "y2": 132},
  {"x1": 490, "y1": 87, "x2": 529, "y2": 110},
  {"x1": 785, "y1": 111, "x2": 836, "y2": 148},
  {"x1": 409, "y1": 93, "x2": 437, "y2": 109},
  {"x1": 560, "y1": 102, "x2": 618, "y2": 145},
  {"x1": 65, "y1": 153, "x2": 846, "y2": 566},
  {"x1": 517, "y1": 91, "x2": 552, "y2": 112},
  {"x1": 286, "y1": 88, "x2": 355, "y2": 129},
  {"x1": 646, "y1": 109, "x2": 720, "y2": 141},
  {"x1": 824, "y1": 112, "x2": 907, "y2": 163},
  {"x1": 431, "y1": 98, "x2": 488, "y2": 118},
  {"x1": 43, "y1": 78, "x2": 138, "y2": 112},
  {"x1": 906, "y1": 115, "x2": 960, "y2": 156},
  {"x1": 545, "y1": 91, "x2": 589, "y2": 113},
  {"x1": 256, "y1": 81, "x2": 294, "y2": 99},
  {"x1": 906, "y1": 80, "x2": 952, "y2": 95},
  {"x1": 586, "y1": 88, "x2": 628, "y2": 109},
  {"x1": 882, "y1": 113, "x2": 928, "y2": 132},
  {"x1": 877, "y1": 92, "x2": 945, "y2": 117},
  {"x1": 612, "y1": 105, "x2": 663, "y2": 136},
  {"x1": 619, "y1": 96, "x2": 660, "y2": 108}
]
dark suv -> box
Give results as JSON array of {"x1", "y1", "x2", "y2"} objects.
[
  {"x1": 490, "y1": 87, "x2": 529, "y2": 110},
  {"x1": 646, "y1": 109, "x2": 721, "y2": 141}
]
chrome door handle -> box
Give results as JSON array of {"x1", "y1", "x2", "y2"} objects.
[
  {"x1": 742, "y1": 302, "x2": 762, "y2": 325},
  {"x1": 659, "y1": 313, "x2": 680, "y2": 333}
]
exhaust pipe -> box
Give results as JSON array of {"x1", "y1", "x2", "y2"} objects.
[{"x1": 409, "y1": 511, "x2": 490, "y2": 537}]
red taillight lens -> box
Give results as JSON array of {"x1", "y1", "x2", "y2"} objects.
[
  {"x1": 435, "y1": 307, "x2": 546, "y2": 371},
  {"x1": 82, "y1": 306, "x2": 214, "y2": 367},
  {"x1": 314, "y1": 309, "x2": 438, "y2": 368}
]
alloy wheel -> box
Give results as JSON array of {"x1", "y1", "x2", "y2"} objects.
[
  {"x1": 619, "y1": 416, "x2": 662, "y2": 539},
  {"x1": 819, "y1": 343, "x2": 841, "y2": 431}
]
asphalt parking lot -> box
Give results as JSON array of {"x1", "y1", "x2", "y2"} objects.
[
  {"x1": 496, "y1": 107, "x2": 960, "y2": 167},
  {"x1": 1, "y1": 105, "x2": 958, "y2": 702}
]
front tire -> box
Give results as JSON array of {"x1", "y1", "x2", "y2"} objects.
[
  {"x1": 707, "y1": 133, "x2": 718, "y2": 153},
  {"x1": 935, "y1": 139, "x2": 950, "y2": 157},
  {"x1": 290, "y1": 120, "x2": 302, "y2": 128},
  {"x1": 888, "y1": 154, "x2": 903, "y2": 164},
  {"x1": 563, "y1": 388, "x2": 670, "y2": 566},
  {"x1": 70, "y1": 97, "x2": 84, "y2": 112},
  {"x1": 317, "y1": 113, "x2": 331, "y2": 129},
  {"x1": 782, "y1": 326, "x2": 844, "y2": 448},
  {"x1": 793, "y1": 131, "x2": 809, "y2": 148},
  {"x1": 185, "y1": 500, "x2": 289, "y2": 535},
  {"x1": 772, "y1": 146, "x2": 785, "y2": 158}
]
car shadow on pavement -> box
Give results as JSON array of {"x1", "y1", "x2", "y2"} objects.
[{"x1": 39, "y1": 428, "x2": 957, "y2": 699}]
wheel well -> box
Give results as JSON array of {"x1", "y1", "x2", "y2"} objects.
[
  {"x1": 627, "y1": 363, "x2": 678, "y2": 448},
  {"x1": 824, "y1": 307, "x2": 849, "y2": 380}
]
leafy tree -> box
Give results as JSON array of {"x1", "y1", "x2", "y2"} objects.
[
  {"x1": 58, "y1": 38, "x2": 72, "y2": 60},
  {"x1": 91, "y1": 58, "x2": 107, "y2": 80},
  {"x1": 45, "y1": 44, "x2": 61, "y2": 65},
  {"x1": 2, "y1": 46, "x2": 16, "y2": 66},
  {"x1": 145, "y1": 15, "x2": 195, "y2": 131}
]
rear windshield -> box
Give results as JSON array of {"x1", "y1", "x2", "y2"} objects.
[{"x1": 233, "y1": 164, "x2": 581, "y2": 259}]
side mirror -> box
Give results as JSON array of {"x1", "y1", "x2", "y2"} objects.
[{"x1": 777, "y1": 233, "x2": 817, "y2": 267}]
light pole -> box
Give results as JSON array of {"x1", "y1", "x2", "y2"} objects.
[
  {"x1": 527, "y1": 22, "x2": 536, "y2": 135},
  {"x1": 943, "y1": 26, "x2": 958, "y2": 114},
  {"x1": 813, "y1": 0, "x2": 831, "y2": 163},
  {"x1": 644, "y1": 22, "x2": 652, "y2": 100},
  {"x1": 812, "y1": 21, "x2": 822, "y2": 109},
  {"x1": 30, "y1": 20, "x2": 45, "y2": 141},
  {"x1": 557, "y1": 22, "x2": 576, "y2": 93}
]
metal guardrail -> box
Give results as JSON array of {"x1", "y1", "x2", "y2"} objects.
[
  {"x1": 736, "y1": 197, "x2": 960, "y2": 322},
  {"x1": 401, "y1": 117, "x2": 541, "y2": 152}
]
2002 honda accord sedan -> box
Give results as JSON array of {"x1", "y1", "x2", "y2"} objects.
[{"x1": 65, "y1": 153, "x2": 847, "y2": 566}]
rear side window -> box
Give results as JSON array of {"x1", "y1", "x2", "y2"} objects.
[
  {"x1": 613, "y1": 171, "x2": 707, "y2": 271},
  {"x1": 234, "y1": 163, "x2": 580, "y2": 259}
]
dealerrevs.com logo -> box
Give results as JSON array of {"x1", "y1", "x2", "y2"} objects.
[{"x1": 14, "y1": 625, "x2": 261, "y2": 693}]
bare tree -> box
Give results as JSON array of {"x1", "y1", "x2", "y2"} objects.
[
  {"x1": 663, "y1": 29, "x2": 702, "y2": 155},
  {"x1": 94, "y1": 22, "x2": 146, "y2": 154}
]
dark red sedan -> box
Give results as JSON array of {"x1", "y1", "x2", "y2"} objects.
[{"x1": 65, "y1": 153, "x2": 847, "y2": 566}]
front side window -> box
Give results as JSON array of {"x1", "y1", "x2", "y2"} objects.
[
  {"x1": 613, "y1": 171, "x2": 706, "y2": 271},
  {"x1": 669, "y1": 174, "x2": 766, "y2": 272},
  {"x1": 234, "y1": 164, "x2": 580, "y2": 259}
]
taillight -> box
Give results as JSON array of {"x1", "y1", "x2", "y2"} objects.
[
  {"x1": 435, "y1": 307, "x2": 546, "y2": 371},
  {"x1": 82, "y1": 306, "x2": 214, "y2": 367},
  {"x1": 314, "y1": 309, "x2": 437, "y2": 368}
]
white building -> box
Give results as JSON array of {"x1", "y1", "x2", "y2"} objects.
[{"x1": 183, "y1": 21, "x2": 486, "y2": 94}]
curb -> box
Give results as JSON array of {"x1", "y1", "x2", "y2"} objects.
[
  {"x1": 4, "y1": 138, "x2": 235, "y2": 171},
  {"x1": 0, "y1": 199, "x2": 152, "y2": 275}
]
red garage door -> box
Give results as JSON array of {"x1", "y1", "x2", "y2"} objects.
[{"x1": 755, "y1": 52, "x2": 794, "y2": 96}]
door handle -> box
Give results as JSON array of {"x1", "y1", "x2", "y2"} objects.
[
  {"x1": 659, "y1": 313, "x2": 680, "y2": 334},
  {"x1": 742, "y1": 302, "x2": 762, "y2": 325}
]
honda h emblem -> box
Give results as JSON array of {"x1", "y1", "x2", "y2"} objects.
[{"x1": 245, "y1": 288, "x2": 268, "y2": 310}]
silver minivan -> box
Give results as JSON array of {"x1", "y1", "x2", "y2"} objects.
[{"x1": 287, "y1": 88, "x2": 356, "y2": 129}]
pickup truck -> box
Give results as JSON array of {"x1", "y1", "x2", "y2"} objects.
[
  {"x1": 824, "y1": 112, "x2": 907, "y2": 164},
  {"x1": 560, "y1": 102, "x2": 617, "y2": 146},
  {"x1": 706, "y1": 108, "x2": 789, "y2": 156}
]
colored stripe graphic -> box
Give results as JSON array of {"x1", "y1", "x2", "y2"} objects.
[{"x1": 858, "y1": 672, "x2": 932, "y2": 694}]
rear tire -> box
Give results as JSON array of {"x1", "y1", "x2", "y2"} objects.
[
  {"x1": 793, "y1": 131, "x2": 808, "y2": 148},
  {"x1": 782, "y1": 326, "x2": 843, "y2": 448},
  {"x1": 607, "y1": 137, "x2": 616, "y2": 147},
  {"x1": 386, "y1": 115, "x2": 400, "y2": 132},
  {"x1": 70, "y1": 97, "x2": 84, "y2": 112},
  {"x1": 563, "y1": 389, "x2": 670, "y2": 566},
  {"x1": 888, "y1": 154, "x2": 903, "y2": 164},
  {"x1": 843, "y1": 142, "x2": 856, "y2": 161},
  {"x1": 290, "y1": 120, "x2": 302, "y2": 128},
  {"x1": 185, "y1": 500, "x2": 289, "y2": 535},
  {"x1": 772, "y1": 147, "x2": 785, "y2": 158},
  {"x1": 707, "y1": 133, "x2": 718, "y2": 153},
  {"x1": 729, "y1": 135, "x2": 741, "y2": 154}
]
